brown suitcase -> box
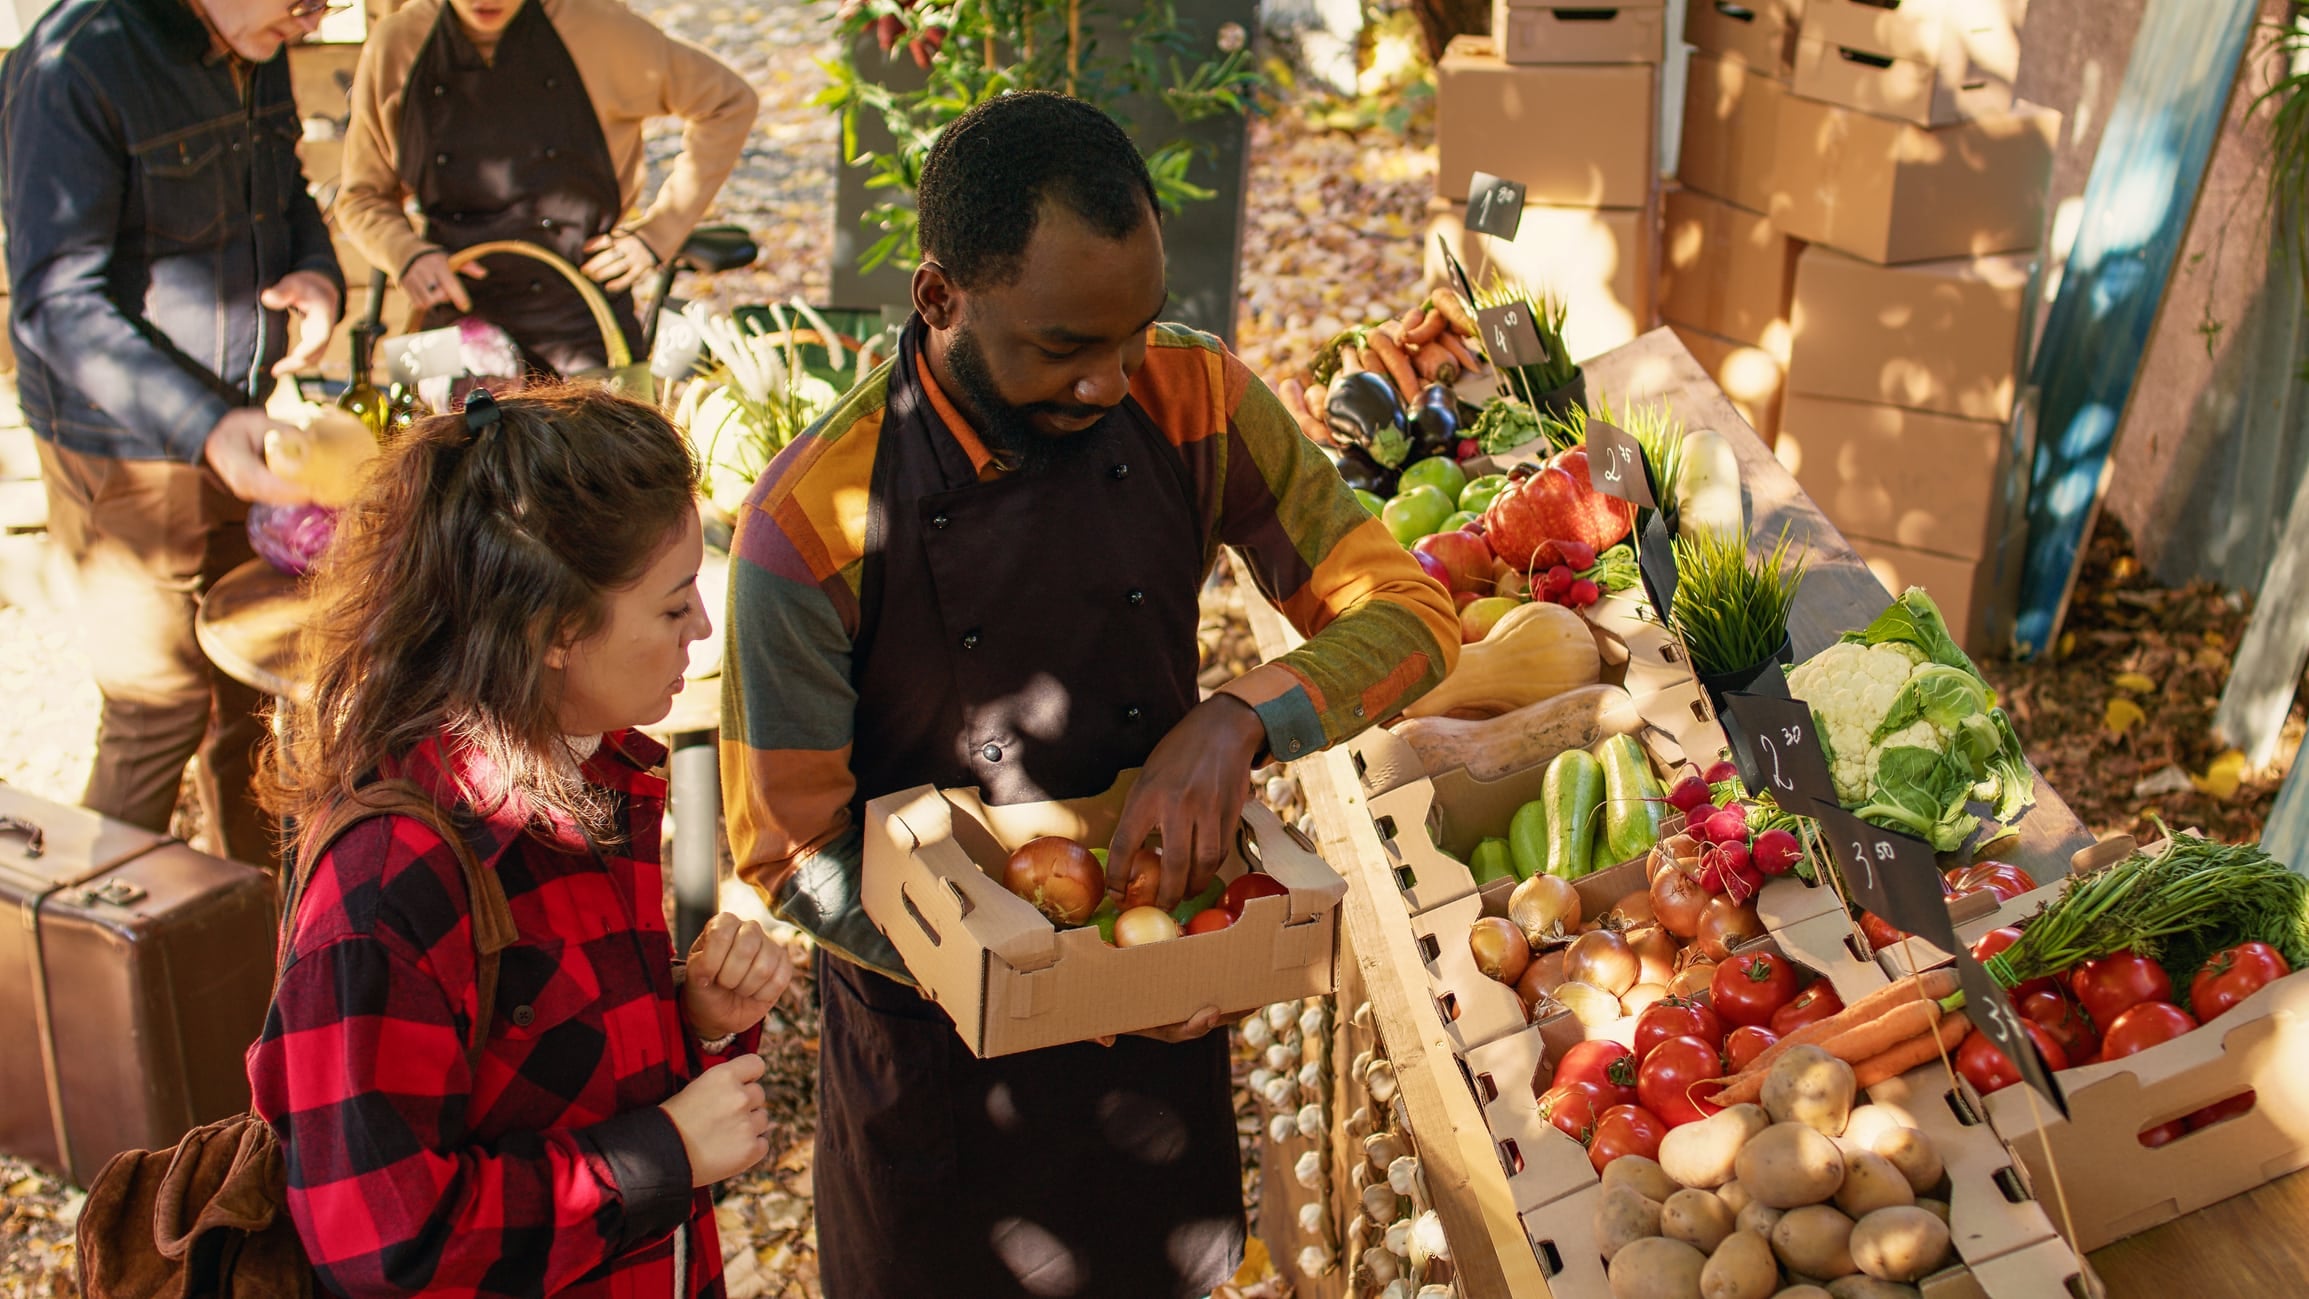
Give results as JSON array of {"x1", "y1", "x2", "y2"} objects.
[{"x1": 0, "y1": 783, "x2": 277, "y2": 1186}]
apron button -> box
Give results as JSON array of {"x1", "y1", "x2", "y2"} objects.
[
  {"x1": 435, "y1": 152, "x2": 450, "y2": 166},
  {"x1": 530, "y1": 279, "x2": 545, "y2": 293},
  {"x1": 1126, "y1": 588, "x2": 1144, "y2": 606},
  {"x1": 1110, "y1": 463, "x2": 1130, "y2": 480},
  {"x1": 540, "y1": 218, "x2": 555, "y2": 231},
  {"x1": 961, "y1": 630, "x2": 980, "y2": 650},
  {"x1": 1124, "y1": 706, "x2": 1143, "y2": 722},
  {"x1": 544, "y1": 146, "x2": 559, "y2": 160},
  {"x1": 511, "y1": 1005, "x2": 534, "y2": 1028},
  {"x1": 980, "y1": 743, "x2": 1002, "y2": 763},
  {"x1": 545, "y1": 76, "x2": 559, "y2": 89},
  {"x1": 931, "y1": 512, "x2": 950, "y2": 529},
  {"x1": 431, "y1": 84, "x2": 446, "y2": 97}
]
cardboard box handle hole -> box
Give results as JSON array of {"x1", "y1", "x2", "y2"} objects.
[
  {"x1": 1712, "y1": 1, "x2": 1758, "y2": 21},
  {"x1": 1499, "y1": 1136, "x2": 1525, "y2": 1177},
  {"x1": 1418, "y1": 932, "x2": 1442, "y2": 965},
  {"x1": 1994, "y1": 1166, "x2": 2031, "y2": 1205},
  {"x1": 1438, "y1": 991, "x2": 1461, "y2": 1022},
  {"x1": 1532, "y1": 1234, "x2": 1565, "y2": 1277},
  {"x1": 1943, "y1": 1086, "x2": 1984, "y2": 1127},
  {"x1": 1373, "y1": 814, "x2": 1398, "y2": 844},
  {"x1": 1837, "y1": 46, "x2": 1898, "y2": 70},
  {"x1": 1395, "y1": 865, "x2": 1418, "y2": 894},
  {"x1": 901, "y1": 882, "x2": 944, "y2": 948}
]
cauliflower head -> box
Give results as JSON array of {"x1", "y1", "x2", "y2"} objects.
[{"x1": 1785, "y1": 641, "x2": 1927, "y2": 803}]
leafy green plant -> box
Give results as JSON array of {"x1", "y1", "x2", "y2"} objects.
[
  {"x1": 677, "y1": 301, "x2": 864, "y2": 515},
  {"x1": 1468, "y1": 272, "x2": 1576, "y2": 397},
  {"x1": 2253, "y1": 20, "x2": 2309, "y2": 291},
  {"x1": 814, "y1": 1, "x2": 1263, "y2": 273},
  {"x1": 1667, "y1": 525, "x2": 1809, "y2": 678}
]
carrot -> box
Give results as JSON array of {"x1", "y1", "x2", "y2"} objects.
[
  {"x1": 1405, "y1": 305, "x2": 1450, "y2": 345},
  {"x1": 1365, "y1": 326, "x2": 1421, "y2": 400},
  {"x1": 1411, "y1": 342, "x2": 1460, "y2": 385},
  {"x1": 1717, "y1": 970, "x2": 1963, "y2": 1102},
  {"x1": 1851, "y1": 1015, "x2": 1972, "y2": 1090},
  {"x1": 1399, "y1": 303, "x2": 1430, "y2": 339},
  {"x1": 1337, "y1": 345, "x2": 1369, "y2": 377},
  {"x1": 1436, "y1": 329, "x2": 1483, "y2": 372},
  {"x1": 1817, "y1": 995, "x2": 1943, "y2": 1066},
  {"x1": 1429, "y1": 285, "x2": 1479, "y2": 337},
  {"x1": 1305, "y1": 380, "x2": 1330, "y2": 427}
]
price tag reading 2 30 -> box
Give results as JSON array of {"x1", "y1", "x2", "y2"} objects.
[{"x1": 1718, "y1": 692, "x2": 1835, "y2": 810}]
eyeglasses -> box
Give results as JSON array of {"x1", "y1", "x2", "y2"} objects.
[{"x1": 286, "y1": 0, "x2": 352, "y2": 18}]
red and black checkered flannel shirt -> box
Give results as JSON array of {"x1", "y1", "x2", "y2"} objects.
[{"x1": 247, "y1": 729, "x2": 761, "y2": 1299}]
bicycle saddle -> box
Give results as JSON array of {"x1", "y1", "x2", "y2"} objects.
[{"x1": 679, "y1": 225, "x2": 759, "y2": 274}]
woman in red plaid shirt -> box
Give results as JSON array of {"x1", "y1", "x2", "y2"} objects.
[{"x1": 247, "y1": 385, "x2": 791, "y2": 1298}]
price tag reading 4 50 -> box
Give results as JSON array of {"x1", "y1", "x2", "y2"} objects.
[
  {"x1": 1813, "y1": 804, "x2": 1955, "y2": 953},
  {"x1": 1473, "y1": 303, "x2": 1549, "y2": 369},
  {"x1": 1583, "y1": 420, "x2": 1656, "y2": 510},
  {"x1": 1718, "y1": 692, "x2": 1835, "y2": 811}
]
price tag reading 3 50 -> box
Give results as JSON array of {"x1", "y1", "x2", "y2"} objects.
[
  {"x1": 1813, "y1": 804, "x2": 1955, "y2": 952},
  {"x1": 1718, "y1": 692, "x2": 1835, "y2": 811},
  {"x1": 1473, "y1": 303, "x2": 1549, "y2": 369},
  {"x1": 1583, "y1": 420, "x2": 1657, "y2": 509}
]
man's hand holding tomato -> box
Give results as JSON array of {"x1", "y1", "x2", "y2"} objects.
[{"x1": 1106, "y1": 694, "x2": 1267, "y2": 912}]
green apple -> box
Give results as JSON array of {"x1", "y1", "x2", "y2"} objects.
[
  {"x1": 1442, "y1": 510, "x2": 1479, "y2": 533},
  {"x1": 1397, "y1": 456, "x2": 1469, "y2": 504},
  {"x1": 1381, "y1": 485, "x2": 1455, "y2": 545},
  {"x1": 1352, "y1": 488, "x2": 1387, "y2": 518},
  {"x1": 1460, "y1": 595, "x2": 1524, "y2": 642},
  {"x1": 1458, "y1": 473, "x2": 1509, "y2": 516}
]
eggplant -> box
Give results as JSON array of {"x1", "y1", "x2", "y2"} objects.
[
  {"x1": 1408, "y1": 383, "x2": 1460, "y2": 460},
  {"x1": 1324, "y1": 442, "x2": 1400, "y2": 498},
  {"x1": 1325, "y1": 371, "x2": 1412, "y2": 469}
]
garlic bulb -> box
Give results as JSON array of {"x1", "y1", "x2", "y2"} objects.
[
  {"x1": 1407, "y1": 1211, "x2": 1450, "y2": 1273},
  {"x1": 1361, "y1": 1243, "x2": 1402, "y2": 1286},
  {"x1": 1246, "y1": 1067, "x2": 1277, "y2": 1096},
  {"x1": 1365, "y1": 1058, "x2": 1400, "y2": 1105},
  {"x1": 1269, "y1": 1113, "x2": 1297, "y2": 1144},
  {"x1": 1266, "y1": 1041, "x2": 1299, "y2": 1072},
  {"x1": 1361, "y1": 1182, "x2": 1399, "y2": 1225},
  {"x1": 1298, "y1": 1060, "x2": 1325, "y2": 1095},
  {"x1": 1261, "y1": 1074, "x2": 1296, "y2": 1110},
  {"x1": 1384, "y1": 1217, "x2": 1414, "y2": 1257},
  {"x1": 1378, "y1": 1280, "x2": 1413, "y2": 1299},
  {"x1": 1297, "y1": 1200, "x2": 1327, "y2": 1236},
  {"x1": 1345, "y1": 1105, "x2": 1376, "y2": 1138},
  {"x1": 1294, "y1": 1149, "x2": 1324, "y2": 1190},
  {"x1": 1352, "y1": 1000, "x2": 1375, "y2": 1033},
  {"x1": 1296, "y1": 1244, "x2": 1336, "y2": 1278},
  {"x1": 1388, "y1": 1154, "x2": 1421, "y2": 1196},
  {"x1": 1299, "y1": 1004, "x2": 1329, "y2": 1039},
  {"x1": 1416, "y1": 1288, "x2": 1453, "y2": 1299},
  {"x1": 1296, "y1": 1103, "x2": 1326, "y2": 1141},
  {"x1": 1240, "y1": 1014, "x2": 1275, "y2": 1050},
  {"x1": 1267, "y1": 1003, "x2": 1297, "y2": 1034}
]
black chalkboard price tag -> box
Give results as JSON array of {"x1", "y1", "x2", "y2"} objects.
[
  {"x1": 1584, "y1": 420, "x2": 1657, "y2": 510},
  {"x1": 1466, "y1": 171, "x2": 1528, "y2": 240},
  {"x1": 1474, "y1": 303, "x2": 1549, "y2": 369},
  {"x1": 1718, "y1": 692, "x2": 1838, "y2": 812},
  {"x1": 1637, "y1": 511, "x2": 1678, "y2": 622},
  {"x1": 1814, "y1": 804, "x2": 1956, "y2": 953},
  {"x1": 1954, "y1": 952, "x2": 2069, "y2": 1115}
]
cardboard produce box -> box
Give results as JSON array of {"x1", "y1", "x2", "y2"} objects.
[
  {"x1": 1791, "y1": 34, "x2": 2014, "y2": 128},
  {"x1": 1679, "y1": 51, "x2": 1789, "y2": 217},
  {"x1": 1658, "y1": 187, "x2": 1801, "y2": 356},
  {"x1": 1685, "y1": 0, "x2": 1805, "y2": 77},
  {"x1": 1849, "y1": 536, "x2": 2011, "y2": 658},
  {"x1": 1777, "y1": 393, "x2": 2012, "y2": 561},
  {"x1": 1669, "y1": 324, "x2": 1787, "y2": 440},
  {"x1": 1786, "y1": 246, "x2": 2031, "y2": 420},
  {"x1": 859, "y1": 773, "x2": 1345, "y2": 1057},
  {"x1": 1772, "y1": 95, "x2": 2058, "y2": 263},
  {"x1": 1436, "y1": 37, "x2": 1656, "y2": 206},
  {"x1": 1425, "y1": 197, "x2": 1654, "y2": 367},
  {"x1": 1493, "y1": 0, "x2": 1667, "y2": 66},
  {"x1": 1806, "y1": 0, "x2": 2026, "y2": 82}
]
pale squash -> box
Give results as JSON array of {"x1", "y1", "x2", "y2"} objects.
[
  {"x1": 1391, "y1": 682, "x2": 1641, "y2": 779},
  {"x1": 1403, "y1": 599, "x2": 1602, "y2": 720}
]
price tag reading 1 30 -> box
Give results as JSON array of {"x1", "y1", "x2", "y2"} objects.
[
  {"x1": 1583, "y1": 419, "x2": 1656, "y2": 509},
  {"x1": 1813, "y1": 803, "x2": 1956, "y2": 953}
]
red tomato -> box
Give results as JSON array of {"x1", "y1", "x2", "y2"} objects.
[
  {"x1": 2071, "y1": 952, "x2": 2174, "y2": 1029},
  {"x1": 2189, "y1": 941, "x2": 2291, "y2": 1021},
  {"x1": 2137, "y1": 1120, "x2": 2187, "y2": 1148},
  {"x1": 1723, "y1": 1025, "x2": 1779, "y2": 1072},
  {"x1": 1634, "y1": 996, "x2": 1725, "y2": 1063},
  {"x1": 1710, "y1": 953, "x2": 1800, "y2": 1028},
  {"x1": 2099, "y1": 1001, "x2": 2199, "y2": 1061},
  {"x1": 1969, "y1": 926, "x2": 2058, "y2": 1003},
  {"x1": 1220, "y1": 872, "x2": 1290, "y2": 919},
  {"x1": 2185, "y1": 1090, "x2": 2257, "y2": 1130},
  {"x1": 1636, "y1": 1034, "x2": 1726, "y2": 1127},
  {"x1": 1769, "y1": 984, "x2": 1845, "y2": 1037},
  {"x1": 1857, "y1": 910, "x2": 1910, "y2": 952},
  {"x1": 1587, "y1": 1104, "x2": 1668, "y2": 1174},
  {"x1": 1946, "y1": 861, "x2": 2037, "y2": 903},
  {"x1": 1551, "y1": 1040, "x2": 1639, "y2": 1109},
  {"x1": 2017, "y1": 988, "x2": 2100, "y2": 1066},
  {"x1": 1182, "y1": 907, "x2": 1233, "y2": 935},
  {"x1": 1956, "y1": 1020, "x2": 2066, "y2": 1095},
  {"x1": 1536, "y1": 1080, "x2": 1610, "y2": 1143}
]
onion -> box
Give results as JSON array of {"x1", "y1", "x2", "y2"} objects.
[
  {"x1": 1605, "y1": 888, "x2": 1657, "y2": 930},
  {"x1": 1627, "y1": 924, "x2": 1680, "y2": 987},
  {"x1": 1551, "y1": 979, "x2": 1624, "y2": 1025},
  {"x1": 1003, "y1": 836, "x2": 1105, "y2": 926},
  {"x1": 1508, "y1": 873, "x2": 1582, "y2": 947},
  {"x1": 1564, "y1": 929, "x2": 1640, "y2": 996},
  {"x1": 1112, "y1": 904, "x2": 1181, "y2": 946},
  {"x1": 1651, "y1": 860, "x2": 1710, "y2": 939},
  {"x1": 1670, "y1": 958, "x2": 1718, "y2": 999},
  {"x1": 1468, "y1": 916, "x2": 1531, "y2": 985},
  {"x1": 1621, "y1": 982, "x2": 1670, "y2": 1015},
  {"x1": 1695, "y1": 896, "x2": 1765, "y2": 961},
  {"x1": 1514, "y1": 949, "x2": 1567, "y2": 1011}
]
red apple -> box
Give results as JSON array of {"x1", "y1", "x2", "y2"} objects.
[
  {"x1": 1460, "y1": 595, "x2": 1523, "y2": 643},
  {"x1": 1413, "y1": 528, "x2": 1496, "y2": 596},
  {"x1": 1411, "y1": 549, "x2": 1451, "y2": 590}
]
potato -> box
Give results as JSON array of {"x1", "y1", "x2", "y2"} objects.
[
  {"x1": 1736, "y1": 1122, "x2": 1847, "y2": 1208},
  {"x1": 1771, "y1": 1204, "x2": 1858, "y2": 1279},
  {"x1": 1763, "y1": 1045, "x2": 1857, "y2": 1137},
  {"x1": 1850, "y1": 1206, "x2": 1952, "y2": 1282},
  {"x1": 1662, "y1": 1104, "x2": 1771, "y2": 1190},
  {"x1": 1868, "y1": 1126, "x2": 1945, "y2": 1196},
  {"x1": 1834, "y1": 1152, "x2": 1916, "y2": 1218},
  {"x1": 1774, "y1": 1289, "x2": 1835, "y2": 1299},
  {"x1": 1663, "y1": 1188, "x2": 1739, "y2": 1254},
  {"x1": 1841, "y1": 1106, "x2": 1913, "y2": 1153},
  {"x1": 1826, "y1": 1278, "x2": 1922, "y2": 1299},
  {"x1": 1598, "y1": 1185, "x2": 1667, "y2": 1262},
  {"x1": 1915, "y1": 1199, "x2": 1950, "y2": 1226},
  {"x1": 1701, "y1": 1231, "x2": 1779, "y2": 1299},
  {"x1": 1717, "y1": 1179, "x2": 1756, "y2": 1216},
  {"x1": 1736, "y1": 1201, "x2": 1784, "y2": 1238},
  {"x1": 1605, "y1": 1154, "x2": 1683, "y2": 1204},
  {"x1": 1610, "y1": 1235, "x2": 1708, "y2": 1299}
]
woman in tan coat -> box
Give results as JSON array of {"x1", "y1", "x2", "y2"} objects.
[{"x1": 339, "y1": 0, "x2": 756, "y2": 374}]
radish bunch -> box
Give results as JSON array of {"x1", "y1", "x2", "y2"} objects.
[{"x1": 1661, "y1": 762, "x2": 1805, "y2": 904}]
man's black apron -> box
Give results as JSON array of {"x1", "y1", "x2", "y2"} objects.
[
  {"x1": 395, "y1": 0, "x2": 644, "y2": 376},
  {"x1": 813, "y1": 320, "x2": 1246, "y2": 1299}
]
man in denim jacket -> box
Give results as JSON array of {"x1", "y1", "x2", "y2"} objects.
[{"x1": 2, "y1": 0, "x2": 342, "y2": 864}]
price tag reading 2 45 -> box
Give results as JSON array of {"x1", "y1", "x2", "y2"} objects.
[
  {"x1": 1813, "y1": 804, "x2": 1956, "y2": 953},
  {"x1": 1718, "y1": 692, "x2": 1836, "y2": 811},
  {"x1": 1583, "y1": 420, "x2": 1656, "y2": 509}
]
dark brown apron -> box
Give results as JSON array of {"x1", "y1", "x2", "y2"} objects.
[
  {"x1": 395, "y1": 0, "x2": 643, "y2": 376},
  {"x1": 812, "y1": 320, "x2": 1245, "y2": 1299}
]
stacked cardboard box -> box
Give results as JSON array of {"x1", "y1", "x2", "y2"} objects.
[
  {"x1": 1427, "y1": 33, "x2": 1658, "y2": 362},
  {"x1": 1656, "y1": 186, "x2": 1798, "y2": 438}
]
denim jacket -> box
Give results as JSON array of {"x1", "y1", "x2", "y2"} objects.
[{"x1": 0, "y1": 0, "x2": 343, "y2": 463}]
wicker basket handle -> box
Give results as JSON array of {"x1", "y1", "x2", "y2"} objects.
[{"x1": 419, "y1": 239, "x2": 633, "y2": 370}]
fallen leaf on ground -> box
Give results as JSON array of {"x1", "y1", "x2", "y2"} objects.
[
  {"x1": 2193, "y1": 750, "x2": 2249, "y2": 800},
  {"x1": 2104, "y1": 697, "x2": 2147, "y2": 736},
  {"x1": 2112, "y1": 672, "x2": 2157, "y2": 693}
]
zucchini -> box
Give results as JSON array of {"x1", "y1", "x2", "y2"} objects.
[
  {"x1": 1542, "y1": 748, "x2": 1606, "y2": 879},
  {"x1": 1471, "y1": 836, "x2": 1517, "y2": 886},
  {"x1": 1595, "y1": 733, "x2": 1665, "y2": 866},
  {"x1": 1508, "y1": 799, "x2": 1551, "y2": 882}
]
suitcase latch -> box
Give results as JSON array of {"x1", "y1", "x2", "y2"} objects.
[{"x1": 77, "y1": 880, "x2": 146, "y2": 908}]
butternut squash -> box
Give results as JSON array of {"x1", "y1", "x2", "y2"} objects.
[
  {"x1": 1403, "y1": 600, "x2": 1601, "y2": 720},
  {"x1": 1391, "y1": 683, "x2": 1641, "y2": 780}
]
